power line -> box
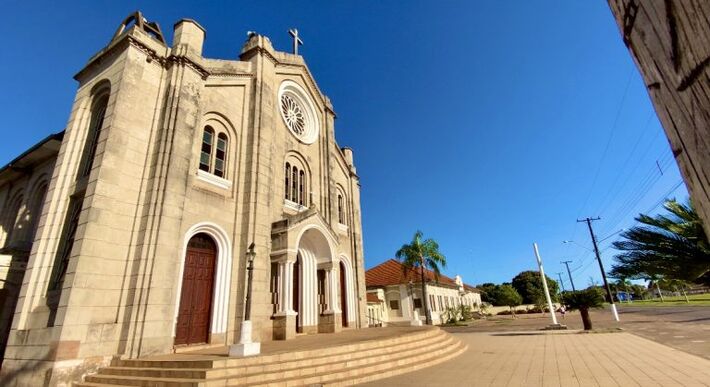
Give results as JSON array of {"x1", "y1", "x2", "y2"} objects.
[{"x1": 575, "y1": 68, "x2": 634, "y2": 218}]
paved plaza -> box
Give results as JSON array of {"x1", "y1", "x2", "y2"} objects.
[{"x1": 360, "y1": 330, "x2": 710, "y2": 386}]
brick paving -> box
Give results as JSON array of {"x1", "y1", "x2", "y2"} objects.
[{"x1": 359, "y1": 331, "x2": 710, "y2": 386}]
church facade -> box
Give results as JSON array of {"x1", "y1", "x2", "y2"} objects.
[{"x1": 0, "y1": 12, "x2": 366, "y2": 385}]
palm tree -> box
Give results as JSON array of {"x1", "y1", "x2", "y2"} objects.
[
  {"x1": 610, "y1": 199, "x2": 710, "y2": 285},
  {"x1": 562, "y1": 288, "x2": 605, "y2": 330},
  {"x1": 396, "y1": 230, "x2": 447, "y2": 325}
]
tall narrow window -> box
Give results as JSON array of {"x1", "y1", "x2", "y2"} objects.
[
  {"x1": 199, "y1": 126, "x2": 214, "y2": 172},
  {"x1": 214, "y1": 133, "x2": 228, "y2": 177},
  {"x1": 337, "y1": 194, "x2": 344, "y2": 223},
  {"x1": 285, "y1": 163, "x2": 291, "y2": 200},
  {"x1": 291, "y1": 166, "x2": 298, "y2": 203},
  {"x1": 49, "y1": 198, "x2": 83, "y2": 290},
  {"x1": 79, "y1": 96, "x2": 109, "y2": 178},
  {"x1": 298, "y1": 170, "x2": 305, "y2": 205}
]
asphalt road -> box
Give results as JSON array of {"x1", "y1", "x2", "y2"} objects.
[{"x1": 443, "y1": 304, "x2": 710, "y2": 360}]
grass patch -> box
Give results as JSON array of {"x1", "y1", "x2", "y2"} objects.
[{"x1": 620, "y1": 294, "x2": 710, "y2": 307}]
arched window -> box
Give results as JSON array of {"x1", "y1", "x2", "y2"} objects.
[
  {"x1": 298, "y1": 170, "x2": 305, "y2": 205},
  {"x1": 199, "y1": 126, "x2": 230, "y2": 178},
  {"x1": 285, "y1": 163, "x2": 291, "y2": 200},
  {"x1": 199, "y1": 126, "x2": 214, "y2": 173},
  {"x1": 214, "y1": 133, "x2": 228, "y2": 177},
  {"x1": 2, "y1": 194, "x2": 23, "y2": 248},
  {"x1": 284, "y1": 160, "x2": 308, "y2": 207},
  {"x1": 78, "y1": 95, "x2": 109, "y2": 178},
  {"x1": 337, "y1": 194, "x2": 344, "y2": 224},
  {"x1": 291, "y1": 166, "x2": 298, "y2": 203}
]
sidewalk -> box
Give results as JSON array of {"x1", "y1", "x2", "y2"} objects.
[{"x1": 359, "y1": 331, "x2": 710, "y2": 386}]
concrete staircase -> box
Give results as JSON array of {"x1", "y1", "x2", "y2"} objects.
[{"x1": 75, "y1": 327, "x2": 466, "y2": 386}]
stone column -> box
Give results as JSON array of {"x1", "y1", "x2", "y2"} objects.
[
  {"x1": 318, "y1": 263, "x2": 341, "y2": 333},
  {"x1": 272, "y1": 254, "x2": 297, "y2": 340}
]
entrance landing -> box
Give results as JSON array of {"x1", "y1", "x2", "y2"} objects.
[
  {"x1": 149, "y1": 325, "x2": 434, "y2": 361},
  {"x1": 78, "y1": 326, "x2": 466, "y2": 386}
]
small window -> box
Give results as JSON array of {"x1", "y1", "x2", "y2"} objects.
[
  {"x1": 413, "y1": 298, "x2": 422, "y2": 309},
  {"x1": 214, "y1": 133, "x2": 228, "y2": 177},
  {"x1": 291, "y1": 166, "x2": 298, "y2": 203},
  {"x1": 389, "y1": 300, "x2": 399, "y2": 310},
  {"x1": 285, "y1": 163, "x2": 291, "y2": 200},
  {"x1": 199, "y1": 127, "x2": 214, "y2": 172},
  {"x1": 337, "y1": 194, "x2": 344, "y2": 223},
  {"x1": 299, "y1": 170, "x2": 305, "y2": 205}
]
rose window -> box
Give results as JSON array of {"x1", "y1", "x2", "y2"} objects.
[
  {"x1": 281, "y1": 95, "x2": 306, "y2": 135},
  {"x1": 278, "y1": 80, "x2": 319, "y2": 144}
]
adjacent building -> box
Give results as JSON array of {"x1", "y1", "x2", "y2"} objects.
[
  {"x1": 0, "y1": 12, "x2": 366, "y2": 385},
  {"x1": 365, "y1": 259, "x2": 480, "y2": 325}
]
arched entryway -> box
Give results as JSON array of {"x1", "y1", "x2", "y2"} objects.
[
  {"x1": 175, "y1": 233, "x2": 217, "y2": 345},
  {"x1": 292, "y1": 227, "x2": 333, "y2": 334}
]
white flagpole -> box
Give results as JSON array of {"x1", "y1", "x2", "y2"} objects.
[{"x1": 533, "y1": 243, "x2": 558, "y2": 326}]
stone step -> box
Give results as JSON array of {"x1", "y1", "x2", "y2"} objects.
[
  {"x1": 76, "y1": 328, "x2": 463, "y2": 387},
  {"x1": 96, "y1": 330, "x2": 453, "y2": 382},
  {"x1": 221, "y1": 335, "x2": 458, "y2": 385},
  {"x1": 83, "y1": 374, "x2": 203, "y2": 387},
  {"x1": 114, "y1": 327, "x2": 440, "y2": 371},
  {"x1": 332, "y1": 342, "x2": 469, "y2": 386},
  {"x1": 237, "y1": 339, "x2": 467, "y2": 386}
]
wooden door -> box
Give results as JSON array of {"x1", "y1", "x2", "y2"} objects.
[
  {"x1": 293, "y1": 256, "x2": 301, "y2": 332},
  {"x1": 340, "y1": 262, "x2": 348, "y2": 327},
  {"x1": 175, "y1": 234, "x2": 216, "y2": 346}
]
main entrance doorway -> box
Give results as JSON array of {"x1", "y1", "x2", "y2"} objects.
[{"x1": 175, "y1": 233, "x2": 216, "y2": 345}]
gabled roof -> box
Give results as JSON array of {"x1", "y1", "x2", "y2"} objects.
[{"x1": 365, "y1": 259, "x2": 479, "y2": 293}]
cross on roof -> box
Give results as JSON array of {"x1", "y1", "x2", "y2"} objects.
[{"x1": 289, "y1": 28, "x2": 303, "y2": 55}]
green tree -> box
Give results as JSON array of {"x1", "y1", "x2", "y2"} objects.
[
  {"x1": 610, "y1": 199, "x2": 710, "y2": 285},
  {"x1": 561, "y1": 287, "x2": 605, "y2": 330},
  {"x1": 476, "y1": 283, "x2": 498, "y2": 304},
  {"x1": 396, "y1": 230, "x2": 447, "y2": 325},
  {"x1": 511, "y1": 270, "x2": 559, "y2": 304},
  {"x1": 490, "y1": 284, "x2": 523, "y2": 317}
]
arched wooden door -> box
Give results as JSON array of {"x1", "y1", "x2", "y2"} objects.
[
  {"x1": 340, "y1": 262, "x2": 348, "y2": 327},
  {"x1": 175, "y1": 233, "x2": 216, "y2": 345}
]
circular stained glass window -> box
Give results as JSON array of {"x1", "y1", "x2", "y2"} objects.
[
  {"x1": 281, "y1": 94, "x2": 306, "y2": 135},
  {"x1": 278, "y1": 80, "x2": 319, "y2": 144}
]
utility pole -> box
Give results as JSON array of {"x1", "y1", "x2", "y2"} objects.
[
  {"x1": 556, "y1": 272, "x2": 566, "y2": 292},
  {"x1": 578, "y1": 217, "x2": 619, "y2": 322},
  {"x1": 561, "y1": 260, "x2": 576, "y2": 291}
]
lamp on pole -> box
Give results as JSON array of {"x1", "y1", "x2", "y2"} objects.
[{"x1": 229, "y1": 242, "x2": 261, "y2": 357}]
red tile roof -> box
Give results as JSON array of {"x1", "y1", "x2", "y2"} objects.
[
  {"x1": 365, "y1": 259, "x2": 479, "y2": 293},
  {"x1": 366, "y1": 293, "x2": 382, "y2": 303}
]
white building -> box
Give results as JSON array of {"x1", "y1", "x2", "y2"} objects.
[{"x1": 365, "y1": 259, "x2": 481, "y2": 325}]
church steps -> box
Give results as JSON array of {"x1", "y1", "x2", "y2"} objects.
[
  {"x1": 325, "y1": 341, "x2": 468, "y2": 386},
  {"x1": 238, "y1": 339, "x2": 467, "y2": 386},
  {"x1": 224, "y1": 335, "x2": 458, "y2": 385},
  {"x1": 92, "y1": 331, "x2": 453, "y2": 382},
  {"x1": 114, "y1": 326, "x2": 440, "y2": 371},
  {"x1": 76, "y1": 328, "x2": 465, "y2": 386}
]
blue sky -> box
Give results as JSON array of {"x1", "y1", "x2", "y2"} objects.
[{"x1": 0, "y1": 2, "x2": 686, "y2": 288}]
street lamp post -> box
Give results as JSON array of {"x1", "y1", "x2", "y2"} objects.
[{"x1": 229, "y1": 243, "x2": 261, "y2": 357}]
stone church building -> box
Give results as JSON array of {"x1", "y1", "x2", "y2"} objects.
[{"x1": 0, "y1": 12, "x2": 366, "y2": 385}]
